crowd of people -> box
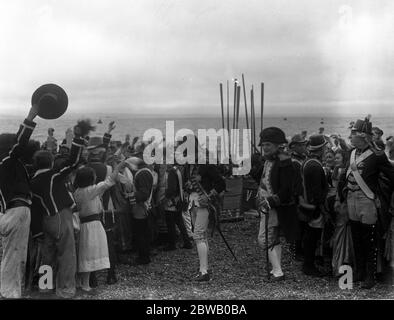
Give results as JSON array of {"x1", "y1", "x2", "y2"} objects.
[
  {"x1": 0, "y1": 104, "x2": 226, "y2": 299},
  {"x1": 251, "y1": 117, "x2": 394, "y2": 289},
  {"x1": 0, "y1": 103, "x2": 393, "y2": 299}
]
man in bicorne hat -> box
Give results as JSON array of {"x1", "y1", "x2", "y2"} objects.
[
  {"x1": 338, "y1": 117, "x2": 394, "y2": 289},
  {"x1": 254, "y1": 127, "x2": 299, "y2": 281}
]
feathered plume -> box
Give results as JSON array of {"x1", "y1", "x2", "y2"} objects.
[{"x1": 75, "y1": 119, "x2": 96, "y2": 137}]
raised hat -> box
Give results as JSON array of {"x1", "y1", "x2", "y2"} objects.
[{"x1": 32, "y1": 84, "x2": 68, "y2": 120}]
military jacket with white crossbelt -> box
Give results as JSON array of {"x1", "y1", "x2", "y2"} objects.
[{"x1": 344, "y1": 146, "x2": 394, "y2": 197}]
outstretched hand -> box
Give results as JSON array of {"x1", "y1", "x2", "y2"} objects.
[{"x1": 107, "y1": 121, "x2": 116, "y2": 134}]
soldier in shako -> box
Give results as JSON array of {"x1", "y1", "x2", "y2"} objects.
[{"x1": 338, "y1": 117, "x2": 394, "y2": 289}]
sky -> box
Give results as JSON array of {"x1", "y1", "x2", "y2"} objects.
[{"x1": 0, "y1": 0, "x2": 394, "y2": 117}]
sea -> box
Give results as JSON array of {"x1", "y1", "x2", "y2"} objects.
[{"x1": 0, "y1": 113, "x2": 393, "y2": 146}]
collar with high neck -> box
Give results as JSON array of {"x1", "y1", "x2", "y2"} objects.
[{"x1": 33, "y1": 168, "x2": 51, "y2": 178}]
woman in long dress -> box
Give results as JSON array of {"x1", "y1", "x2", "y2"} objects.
[{"x1": 73, "y1": 162, "x2": 123, "y2": 293}]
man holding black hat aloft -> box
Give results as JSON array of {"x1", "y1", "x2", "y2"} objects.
[
  {"x1": 338, "y1": 117, "x2": 394, "y2": 289},
  {"x1": 254, "y1": 127, "x2": 298, "y2": 281},
  {"x1": 0, "y1": 104, "x2": 39, "y2": 298},
  {"x1": 299, "y1": 134, "x2": 328, "y2": 277}
]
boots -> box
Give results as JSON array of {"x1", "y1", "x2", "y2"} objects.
[
  {"x1": 302, "y1": 226, "x2": 324, "y2": 277},
  {"x1": 89, "y1": 272, "x2": 98, "y2": 288},
  {"x1": 360, "y1": 224, "x2": 377, "y2": 289},
  {"x1": 350, "y1": 220, "x2": 365, "y2": 282},
  {"x1": 106, "y1": 267, "x2": 117, "y2": 285}
]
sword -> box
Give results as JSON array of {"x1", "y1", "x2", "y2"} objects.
[{"x1": 194, "y1": 180, "x2": 238, "y2": 262}]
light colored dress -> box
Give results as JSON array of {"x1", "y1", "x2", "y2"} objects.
[{"x1": 74, "y1": 175, "x2": 115, "y2": 273}]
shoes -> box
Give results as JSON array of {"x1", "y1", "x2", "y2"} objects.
[
  {"x1": 194, "y1": 272, "x2": 210, "y2": 282},
  {"x1": 361, "y1": 277, "x2": 376, "y2": 289},
  {"x1": 271, "y1": 274, "x2": 285, "y2": 282},
  {"x1": 303, "y1": 265, "x2": 324, "y2": 277},
  {"x1": 106, "y1": 273, "x2": 118, "y2": 285},
  {"x1": 182, "y1": 242, "x2": 193, "y2": 249},
  {"x1": 133, "y1": 257, "x2": 151, "y2": 266},
  {"x1": 89, "y1": 272, "x2": 98, "y2": 288},
  {"x1": 80, "y1": 287, "x2": 98, "y2": 296}
]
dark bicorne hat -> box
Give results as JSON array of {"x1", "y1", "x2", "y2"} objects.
[
  {"x1": 350, "y1": 116, "x2": 372, "y2": 135},
  {"x1": 307, "y1": 134, "x2": 327, "y2": 151},
  {"x1": 258, "y1": 127, "x2": 287, "y2": 146},
  {"x1": 289, "y1": 134, "x2": 308, "y2": 149},
  {"x1": 32, "y1": 84, "x2": 68, "y2": 120}
]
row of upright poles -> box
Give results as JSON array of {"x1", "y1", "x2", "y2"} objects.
[{"x1": 219, "y1": 74, "x2": 264, "y2": 160}]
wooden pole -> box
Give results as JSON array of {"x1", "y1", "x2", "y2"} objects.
[
  {"x1": 236, "y1": 85, "x2": 241, "y2": 129},
  {"x1": 231, "y1": 80, "x2": 237, "y2": 162},
  {"x1": 260, "y1": 82, "x2": 264, "y2": 154},
  {"x1": 219, "y1": 83, "x2": 225, "y2": 160},
  {"x1": 251, "y1": 86, "x2": 255, "y2": 150},
  {"x1": 219, "y1": 83, "x2": 225, "y2": 129},
  {"x1": 233, "y1": 81, "x2": 237, "y2": 130},
  {"x1": 242, "y1": 74, "x2": 250, "y2": 130},
  {"x1": 227, "y1": 80, "x2": 230, "y2": 158}
]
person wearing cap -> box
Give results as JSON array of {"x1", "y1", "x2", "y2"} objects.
[
  {"x1": 337, "y1": 117, "x2": 394, "y2": 289},
  {"x1": 254, "y1": 127, "x2": 299, "y2": 281},
  {"x1": 289, "y1": 134, "x2": 308, "y2": 166},
  {"x1": 0, "y1": 104, "x2": 39, "y2": 298},
  {"x1": 125, "y1": 157, "x2": 155, "y2": 266},
  {"x1": 85, "y1": 121, "x2": 118, "y2": 286},
  {"x1": 162, "y1": 161, "x2": 193, "y2": 251},
  {"x1": 42, "y1": 128, "x2": 58, "y2": 155},
  {"x1": 289, "y1": 134, "x2": 308, "y2": 260},
  {"x1": 372, "y1": 126, "x2": 385, "y2": 151},
  {"x1": 299, "y1": 134, "x2": 328, "y2": 277},
  {"x1": 30, "y1": 121, "x2": 89, "y2": 299}
]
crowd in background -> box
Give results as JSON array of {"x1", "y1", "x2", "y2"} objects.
[{"x1": 0, "y1": 105, "x2": 394, "y2": 299}]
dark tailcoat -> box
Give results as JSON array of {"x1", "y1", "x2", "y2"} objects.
[{"x1": 253, "y1": 157, "x2": 299, "y2": 242}]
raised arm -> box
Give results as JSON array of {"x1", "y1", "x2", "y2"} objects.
[
  {"x1": 88, "y1": 160, "x2": 125, "y2": 198},
  {"x1": 1, "y1": 104, "x2": 38, "y2": 163}
]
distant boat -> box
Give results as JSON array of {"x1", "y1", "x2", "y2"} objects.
[
  {"x1": 283, "y1": 117, "x2": 287, "y2": 121},
  {"x1": 98, "y1": 119, "x2": 103, "y2": 124}
]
